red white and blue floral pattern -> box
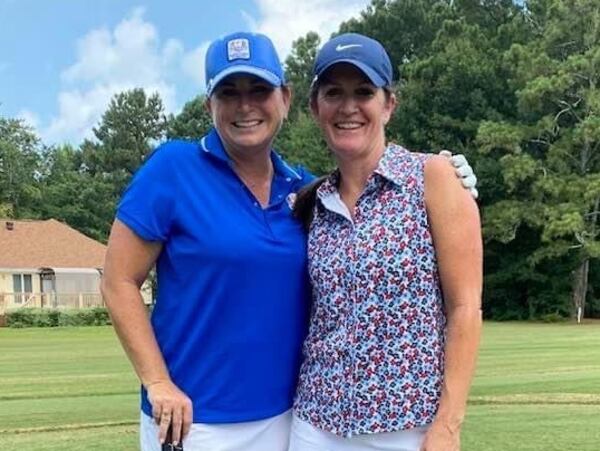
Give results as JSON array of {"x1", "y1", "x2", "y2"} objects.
[{"x1": 294, "y1": 144, "x2": 446, "y2": 437}]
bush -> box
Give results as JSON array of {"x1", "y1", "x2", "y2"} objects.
[
  {"x1": 5, "y1": 308, "x2": 112, "y2": 328},
  {"x1": 90, "y1": 307, "x2": 111, "y2": 325},
  {"x1": 47, "y1": 309, "x2": 61, "y2": 326},
  {"x1": 585, "y1": 297, "x2": 600, "y2": 319},
  {"x1": 6, "y1": 309, "x2": 35, "y2": 328},
  {"x1": 539, "y1": 312, "x2": 569, "y2": 323}
]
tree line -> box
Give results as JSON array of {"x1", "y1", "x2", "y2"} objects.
[{"x1": 1, "y1": 0, "x2": 599, "y2": 321}]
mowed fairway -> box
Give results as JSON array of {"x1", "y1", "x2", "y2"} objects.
[
  {"x1": 463, "y1": 322, "x2": 600, "y2": 450},
  {"x1": 0, "y1": 323, "x2": 599, "y2": 450},
  {"x1": 0, "y1": 327, "x2": 139, "y2": 450}
]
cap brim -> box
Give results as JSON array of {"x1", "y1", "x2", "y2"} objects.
[
  {"x1": 206, "y1": 65, "x2": 283, "y2": 96},
  {"x1": 316, "y1": 58, "x2": 386, "y2": 87}
]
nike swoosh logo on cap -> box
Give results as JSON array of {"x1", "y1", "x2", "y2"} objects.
[{"x1": 336, "y1": 44, "x2": 362, "y2": 51}]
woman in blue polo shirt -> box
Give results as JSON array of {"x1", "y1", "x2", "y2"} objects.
[
  {"x1": 101, "y1": 31, "x2": 477, "y2": 451},
  {"x1": 102, "y1": 32, "x2": 313, "y2": 451}
]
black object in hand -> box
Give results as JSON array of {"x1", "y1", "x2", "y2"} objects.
[{"x1": 161, "y1": 425, "x2": 184, "y2": 451}]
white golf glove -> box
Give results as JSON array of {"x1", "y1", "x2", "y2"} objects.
[{"x1": 439, "y1": 150, "x2": 478, "y2": 199}]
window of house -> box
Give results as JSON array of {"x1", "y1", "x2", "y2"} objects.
[{"x1": 12, "y1": 274, "x2": 33, "y2": 304}]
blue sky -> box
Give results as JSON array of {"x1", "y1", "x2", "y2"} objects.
[{"x1": 0, "y1": 0, "x2": 371, "y2": 145}]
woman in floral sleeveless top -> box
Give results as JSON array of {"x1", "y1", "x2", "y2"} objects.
[{"x1": 290, "y1": 33, "x2": 482, "y2": 451}]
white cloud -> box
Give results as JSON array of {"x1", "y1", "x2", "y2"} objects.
[
  {"x1": 37, "y1": 1, "x2": 373, "y2": 145},
  {"x1": 41, "y1": 8, "x2": 196, "y2": 145},
  {"x1": 162, "y1": 38, "x2": 185, "y2": 67},
  {"x1": 181, "y1": 42, "x2": 210, "y2": 88},
  {"x1": 16, "y1": 109, "x2": 40, "y2": 131},
  {"x1": 43, "y1": 82, "x2": 176, "y2": 145},
  {"x1": 248, "y1": 0, "x2": 371, "y2": 59},
  {"x1": 62, "y1": 7, "x2": 161, "y2": 86}
]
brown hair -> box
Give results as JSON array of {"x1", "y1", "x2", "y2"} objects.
[{"x1": 293, "y1": 176, "x2": 328, "y2": 231}]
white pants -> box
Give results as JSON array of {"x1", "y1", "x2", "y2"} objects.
[
  {"x1": 140, "y1": 409, "x2": 292, "y2": 451},
  {"x1": 288, "y1": 415, "x2": 428, "y2": 451}
]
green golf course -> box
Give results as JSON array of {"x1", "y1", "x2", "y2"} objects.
[{"x1": 0, "y1": 322, "x2": 598, "y2": 450}]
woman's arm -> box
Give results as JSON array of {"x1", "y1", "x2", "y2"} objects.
[
  {"x1": 101, "y1": 219, "x2": 192, "y2": 446},
  {"x1": 421, "y1": 156, "x2": 483, "y2": 451}
]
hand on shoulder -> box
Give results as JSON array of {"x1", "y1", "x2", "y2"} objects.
[
  {"x1": 424, "y1": 155, "x2": 478, "y2": 212},
  {"x1": 438, "y1": 150, "x2": 478, "y2": 199}
]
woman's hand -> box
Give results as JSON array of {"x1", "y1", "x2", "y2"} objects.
[
  {"x1": 103, "y1": 221, "x2": 191, "y2": 443},
  {"x1": 420, "y1": 420, "x2": 461, "y2": 451},
  {"x1": 438, "y1": 150, "x2": 478, "y2": 199},
  {"x1": 147, "y1": 379, "x2": 193, "y2": 446}
]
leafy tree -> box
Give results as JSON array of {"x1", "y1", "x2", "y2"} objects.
[
  {"x1": 277, "y1": 32, "x2": 333, "y2": 175},
  {"x1": 0, "y1": 202, "x2": 13, "y2": 217},
  {"x1": 284, "y1": 32, "x2": 321, "y2": 118},
  {"x1": 78, "y1": 88, "x2": 168, "y2": 239},
  {"x1": 477, "y1": 0, "x2": 600, "y2": 319},
  {"x1": 276, "y1": 111, "x2": 333, "y2": 176},
  {"x1": 83, "y1": 88, "x2": 167, "y2": 178},
  {"x1": 167, "y1": 95, "x2": 212, "y2": 141},
  {"x1": 339, "y1": 0, "x2": 452, "y2": 75},
  {"x1": 38, "y1": 145, "x2": 114, "y2": 241},
  {"x1": 0, "y1": 117, "x2": 42, "y2": 218}
]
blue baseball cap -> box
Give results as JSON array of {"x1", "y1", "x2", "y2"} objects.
[
  {"x1": 312, "y1": 33, "x2": 393, "y2": 87},
  {"x1": 205, "y1": 32, "x2": 286, "y2": 96}
]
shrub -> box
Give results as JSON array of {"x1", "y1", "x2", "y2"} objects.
[
  {"x1": 539, "y1": 312, "x2": 569, "y2": 323},
  {"x1": 6, "y1": 309, "x2": 35, "y2": 328},
  {"x1": 5, "y1": 308, "x2": 112, "y2": 328},
  {"x1": 90, "y1": 307, "x2": 111, "y2": 325},
  {"x1": 47, "y1": 309, "x2": 61, "y2": 326}
]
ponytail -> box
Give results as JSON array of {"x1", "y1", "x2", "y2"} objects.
[{"x1": 293, "y1": 176, "x2": 328, "y2": 232}]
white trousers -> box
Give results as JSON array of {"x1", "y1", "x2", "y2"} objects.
[
  {"x1": 140, "y1": 409, "x2": 292, "y2": 451},
  {"x1": 288, "y1": 415, "x2": 428, "y2": 451}
]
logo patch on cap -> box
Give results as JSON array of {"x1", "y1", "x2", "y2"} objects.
[
  {"x1": 227, "y1": 38, "x2": 250, "y2": 61},
  {"x1": 335, "y1": 44, "x2": 362, "y2": 51}
]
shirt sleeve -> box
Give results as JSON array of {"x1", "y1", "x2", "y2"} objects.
[{"x1": 116, "y1": 142, "x2": 178, "y2": 242}]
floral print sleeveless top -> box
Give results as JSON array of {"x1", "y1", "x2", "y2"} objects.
[{"x1": 294, "y1": 144, "x2": 446, "y2": 437}]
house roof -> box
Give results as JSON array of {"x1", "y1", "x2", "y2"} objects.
[{"x1": 0, "y1": 219, "x2": 106, "y2": 269}]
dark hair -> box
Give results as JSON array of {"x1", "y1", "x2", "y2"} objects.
[{"x1": 293, "y1": 176, "x2": 328, "y2": 231}]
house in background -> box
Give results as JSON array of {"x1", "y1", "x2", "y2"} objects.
[{"x1": 0, "y1": 219, "x2": 151, "y2": 315}]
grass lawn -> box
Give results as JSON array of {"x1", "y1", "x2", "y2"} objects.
[
  {"x1": 0, "y1": 327, "x2": 139, "y2": 449},
  {"x1": 462, "y1": 322, "x2": 600, "y2": 450},
  {"x1": 0, "y1": 322, "x2": 599, "y2": 450}
]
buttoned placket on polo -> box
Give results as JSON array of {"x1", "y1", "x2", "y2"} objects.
[
  {"x1": 200, "y1": 129, "x2": 301, "y2": 240},
  {"x1": 318, "y1": 186, "x2": 354, "y2": 435},
  {"x1": 230, "y1": 163, "x2": 293, "y2": 211},
  {"x1": 317, "y1": 176, "x2": 382, "y2": 437}
]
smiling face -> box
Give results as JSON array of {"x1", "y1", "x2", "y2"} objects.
[
  {"x1": 206, "y1": 74, "x2": 291, "y2": 155},
  {"x1": 311, "y1": 63, "x2": 396, "y2": 163}
]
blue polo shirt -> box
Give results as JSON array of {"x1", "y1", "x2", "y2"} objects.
[{"x1": 116, "y1": 128, "x2": 314, "y2": 423}]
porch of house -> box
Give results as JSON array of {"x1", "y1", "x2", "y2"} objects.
[{"x1": 0, "y1": 267, "x2": 106, "y2": 318}]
